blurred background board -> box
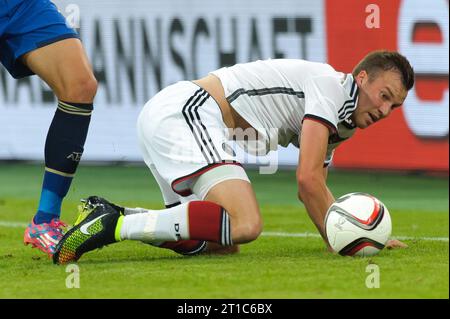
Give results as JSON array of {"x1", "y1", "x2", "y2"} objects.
[{"x1": 0, "y1": 0, "x2": 448, "y2": 171}]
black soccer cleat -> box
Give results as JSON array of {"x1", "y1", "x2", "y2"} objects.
[
  {"x1": 81, "y1": 196, "x2": 125, "y2": 215},
  {"x1": 53, "y1": 196, "x2": 123, "y2": 265}
]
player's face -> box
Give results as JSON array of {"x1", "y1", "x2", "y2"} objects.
[{"x1": 352, "y1": 70, "x2": 407, "y2": 129}]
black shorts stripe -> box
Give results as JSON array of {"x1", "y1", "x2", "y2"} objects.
[
  {"x1": 188, "y1": 91, "x2": 216, "y2": 163},
  {"x1": 184, "y1": 90, "x2": 213, "y2": 163},
  {"x1": 182, "y1": 88, "x2": 221, "y2": 163},
  {"x1": 227, "y1": 87, "x2": 305, "y2": 104},
  {"x1": 192, "y1": 92, "x2": 221, "y2": 163},
  {"x1": 182, "y1": 89, "x2": 211, "y2": 162},
  {"x1": 193, "y1": 101, "x2": 222, "y2": 162}
]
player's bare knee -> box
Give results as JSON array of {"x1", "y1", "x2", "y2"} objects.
[
  {"x1": 234, "y1": 217, "x2": 263, "y2": 243},
  {"x1": 58, "y1": 73, "x2": 98, "y2": 102},
  {"x1": 71, "y1": 75, "x2": 97, "y2": 101},
  {"x1": 246, "y1": 221, "x2": 263, "y2": 242},
  {"x1": 235, "y1": 225, "x2": 261, "y2": 243}
]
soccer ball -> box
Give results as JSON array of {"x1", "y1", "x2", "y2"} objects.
[{"x1": 325, "y1": 192, "x2": 392, "y2": 257}]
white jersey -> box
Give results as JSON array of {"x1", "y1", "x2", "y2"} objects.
[{"x1": 211, "y1": 59, "x2": 358, "y2": 165}]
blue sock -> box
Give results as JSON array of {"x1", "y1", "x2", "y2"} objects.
[
  {"x1": 33, "y1": 101, "x2": 92, "y2": 225},
  {"x1": 34, "y1": 171, "x2": 73, "y2": 224}
]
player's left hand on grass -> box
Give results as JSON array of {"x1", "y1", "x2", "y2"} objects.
[{"x1": 385, "y1": 239, "x2": 408, "y2": 249}]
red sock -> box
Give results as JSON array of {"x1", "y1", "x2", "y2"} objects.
[
  {"x1": 155, "y1": 201, "x2": 231, "y2": 254},
  {"x1": 187, "y1": 201, "x2": 232, "y2": 246}
]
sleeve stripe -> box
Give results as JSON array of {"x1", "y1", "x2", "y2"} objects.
[{"x1": 302, "y1": 114, "x2": 338, "y2": 134}]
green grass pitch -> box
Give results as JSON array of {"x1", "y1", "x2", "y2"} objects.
[{"x1": 0, "y1": 163, "x2": 448, "y2": 298}]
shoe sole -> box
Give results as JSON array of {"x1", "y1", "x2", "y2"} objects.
[{"x1": 24, "y1": 238, "x2": 54, "y2": 258}]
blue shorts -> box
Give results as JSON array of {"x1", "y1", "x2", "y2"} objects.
[{"x1": 0, "y1": 0, "x2": 79, "y2": 78}]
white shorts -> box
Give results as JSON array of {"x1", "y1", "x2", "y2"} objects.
[{"x1": 137, "y1": 81, "x2": 250, "y2": 206}]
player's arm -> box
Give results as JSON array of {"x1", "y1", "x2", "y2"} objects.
[{"x1": 297, "y1": 119, "x2": 335, "y2": 248}]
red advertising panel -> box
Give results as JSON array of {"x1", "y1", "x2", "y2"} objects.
[{"x1": 326, "y1": 0, "x2": 449, "y2": 172}]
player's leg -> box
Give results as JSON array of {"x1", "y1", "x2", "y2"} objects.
[
  {"x1": 21, "y1": 38, "x2": 97, "y2": 103},
  {"x1": 127, "y1": 139, "x2": 239, "y2": 255},
  {"x1": 53, "y1": 173, "x2": 259, "y2": 265},
  {"x1": 121, "y1": 166, "x2": 251, "y2": 255},
  {"x1": 136, "y1": 158, "x2": 211, "y2": 255},
  {"x1": 3, "y1": 0, "x2": 98, "y2": 256},
  {"x1": 25, "y1": 41, "x2": 96, "y2": 226},
  {"x1": 24, "y1": 37, "x2": 97, "y2": 220},
  {"x1": 119, "y1": 177, "x2": 261, "y2": 244},
  {"x1": 22, "y1": 38, "x2": 97, "y2": 255},
  {"x1": 201, "y1": 176, "x2": 262, "y2": 244}
]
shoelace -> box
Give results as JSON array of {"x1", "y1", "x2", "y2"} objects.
[
  {"x1": 48, "y1": 220, "x2": 68, "y2": 235},
  {"x1": 74, "y1": 198, "x2": 104, "y2": 226}
]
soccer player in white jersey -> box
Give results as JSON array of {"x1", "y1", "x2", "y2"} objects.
[{"x1": 53, "y1": 50, "x2": 414, "y2": 264}]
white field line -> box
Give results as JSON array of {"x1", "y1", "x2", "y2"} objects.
[
  {"x1": 0, "y1": 220, "x2": 448, "y2": 242},
  {"x1": 0, "y1": 221, "x2": 28, "y2": 228},
  {"x1": 262, "y1": 231, "x2": 449, "y2": 242}
]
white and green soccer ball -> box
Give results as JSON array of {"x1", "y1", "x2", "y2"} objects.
[{"x1": 325, "y1": 192, "x2": 392, "y2": 257}]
